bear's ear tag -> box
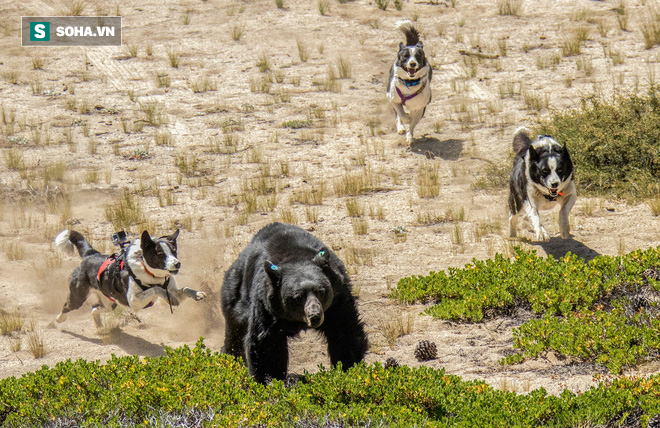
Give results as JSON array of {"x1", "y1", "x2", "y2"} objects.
[
  {"x1": 318, "y1": 250, "x2": 325, "y2": 257},
  {"x1": 270, "y1": 264, "x2": 279, "y2": 271}
]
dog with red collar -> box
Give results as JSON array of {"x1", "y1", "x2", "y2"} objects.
[
  {"x1": 54, "y1": 229, "x2": 206, "y2": 329},
  {"x1": 386, "y1": 20, "x2": 432, "y2": 145}
]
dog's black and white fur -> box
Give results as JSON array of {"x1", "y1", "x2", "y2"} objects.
[
  {"x1": 508, "y1": 128, "x2": 576, "y2": 241},
  {"x1": 386, "y1": 20, "x2": 432, "y2": 144},
  {"x1": 54, "y1": 229, "x2": 206, "y2": 328}
]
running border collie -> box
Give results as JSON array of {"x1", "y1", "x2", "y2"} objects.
[
  {"x1": 54, "y1": 229, "x2": 206, "y2": 328},
  {"x1": 386, "y1": 20, "x2": 432, "y2": 144},
  {"x1": 508, "y1": 128, "x2": 576, "y2": 241}
]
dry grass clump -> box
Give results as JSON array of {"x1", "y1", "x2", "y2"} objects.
[
  {"x1": 379, "y1": 313, "x2": 414, "y2": 349},
  {"x1": 333, "y1": 167, "x2": 380, "y2": 197},
  {"x1": 0, "y1": 311, "x2": 24, "y2": 335},
  {"x1": 27, "y1": 331, "x2": 46, "y2": 358},
  {"x1": 104, "y1": 190, "x2": 145, "y2": 230},
  {"x1": 416, "y1": 162, "x2": 441, "y2": 198},
  {"x1": 497, "y1": 0, "x2": 523, "y2": 17}
]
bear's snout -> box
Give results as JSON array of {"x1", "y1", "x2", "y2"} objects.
[{"x1": 304, "y1": 296, "x2": 325, "y2": 328}]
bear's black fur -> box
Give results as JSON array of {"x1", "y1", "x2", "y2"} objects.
[{"x1": 220, "y1": 222, "x2": 368, "y2": 383}]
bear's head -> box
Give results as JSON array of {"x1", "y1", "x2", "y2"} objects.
[{"x1": 264, "y1": 248, "x2": 335, "y2": 328}]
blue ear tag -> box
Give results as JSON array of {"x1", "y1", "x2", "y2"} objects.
[
  {"x1": 319, "y1": 250, "x2": 325, "y2": 257},
  {"x1": 270, "y1": 264, "x2": 278, "y2": 271}
]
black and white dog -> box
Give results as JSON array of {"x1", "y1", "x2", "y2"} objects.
[
  {"x1": 508, "y1": 128, "x2": 576, "y2": 241},
  {"x1": 54, "y1": 229, "x2": 206, "y2": 328},
  {"x1": 386, "y1": 20, "x2": 432, "y2": 144}
]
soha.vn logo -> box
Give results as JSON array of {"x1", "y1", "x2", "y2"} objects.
[{"x1": 29, "y1": 22, "x2": 50, "y2": 41}]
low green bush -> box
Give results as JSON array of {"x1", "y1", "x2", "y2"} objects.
[
  {"x1": 391, "y1": 247, "x2": 660, "y2": 372},
  {"x1": 2, "y1": 339, "x2": 660, "y2": 426},
  {"x1": 537, "y1": 87, "x2": 660, "y2": 199}
]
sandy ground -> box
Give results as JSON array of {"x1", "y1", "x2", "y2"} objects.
[{"x1": 2, "y1": 0, "x2": 660, "y2": 396}]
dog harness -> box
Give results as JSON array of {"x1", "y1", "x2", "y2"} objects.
[
  {"x1": 96, "y1": 251, "x2": 171, "y2": 310},
  {"x1": 396, "y1": 78, "x2": 427, "y2": 106}
]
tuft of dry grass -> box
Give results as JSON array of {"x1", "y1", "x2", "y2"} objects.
[
  {"x1": 346, "y1": 199, "x2": 365, "y2": 217},
  {"x1": 641, "y1": 4, "x2": 660, "y2": 49},
  {"x1": 278, "y1": 207, "x2": 298, "y2": 224},
  {"x1": 27, "y1": 331, "x2": 46, "y2": 358},
  {"x1": 648, "y1": 198, "x2": 660, "y2": 216},
  {"x1": 166, "y1": 47, "x2": 180, "y2": 68},
  {"x1": 379, "y1": 313, "x2": 414, "y2": 349},
  {"x1": 351, "y1": 218, "x2": 368, "y2": 235},
  {"x1": 561, "y1": 25, "x2": 588, "y2": 57},
  {"x1": 416, "y1": 162, "x2": 441, "y2": 198},
  {"x1": 317, "y1": 0, "x2": 330, "y2": 15},
  {"x1": 0, "y1": 311, "x2": 24, "y2": 335},
  {"x1": 104, "y1": 190, "x2": 145, "y2": 230},
  {"x1": 333, "y1": 167, "x2": 380, "y2": 197},
  {"x1": 497, "y1": 0, "x2": 523, "y2": 17},
  {"x1": 297, "y1": 38, "x2": 309, "y2": 62},
  {"x1": 231, "y1": 23, "x2": 245, "y2": 41}
]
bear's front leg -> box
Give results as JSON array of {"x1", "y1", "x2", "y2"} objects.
[
  {"x1": 245, "y1": 304, "x2": 289, "y2": 383},
  {"x1": 321, "y1": 294, "x2": 368, "y2": 370}
]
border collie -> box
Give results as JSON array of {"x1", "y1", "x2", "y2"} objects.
[
  {"x1": 508, "y1": 128, "x2": 576, "y2": 241},
  {"x1": 54, "y1": 229, "x2": 206, "y2": 328},
  {"x1": 386, "y1": 20, "x2": 432, "y2": 144}
]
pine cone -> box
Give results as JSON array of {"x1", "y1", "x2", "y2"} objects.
[
  {"x1": 384, "y1": 357, "x2": 400, "y2": 369},
  {"x1": 414, "y1": 340, "x2": 437, "y2": 361}
]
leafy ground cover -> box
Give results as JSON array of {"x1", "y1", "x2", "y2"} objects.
[
  {"x1": 1, "y1": 340, "x2": 660, "y2": 427},
  {"x1": 391, "y1": 247, "x2": 660, "y2": 373}
]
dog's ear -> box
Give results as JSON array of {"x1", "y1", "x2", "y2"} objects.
[
  {"x1": 528, "y1": 145, "x2": 540, "y2": 162},
  {"x1": 140, "y1": 230, "x2": 155, "y2": 250},
  {"x1": 165, "y1": 229, "x2": 180, "y2": 242},
  {"x1": 399, "y1": 42, "x2": 404, "y2": 50},
  {"x1": 264, "y1": 260, "x2": 282, "y2": 286}
]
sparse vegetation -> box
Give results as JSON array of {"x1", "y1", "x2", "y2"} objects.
[
  {"x1": 497, "y1": 0, "x2": 522, "y2": 17},
  {"x1": 537, "y1": 87, "x2": 660, "y2": 199}
]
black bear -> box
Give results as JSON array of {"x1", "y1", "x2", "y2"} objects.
[{"x1": 220, "y1": 222, "x2": 368, "y2": 383}]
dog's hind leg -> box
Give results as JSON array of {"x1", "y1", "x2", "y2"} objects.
[
  {"x1": 509, "y1": 213, "x2": 519, "y2": 238},
  {"x1": 56, "y1": 271, "x2": 91, "y2": 323}
]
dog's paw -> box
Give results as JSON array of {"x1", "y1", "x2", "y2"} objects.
[
  {"x1": 535, "y1": 230, "x2": 550, "y2": 241},
  {"x1": 406, "y1": 132, "x2": 414, "y2": 144},
  {"x1": 194, "y1": 291, "x2": 207, "y2": 301},
  {"x1": 397, "y1": 125, "x2": 406, "y2": 135}
]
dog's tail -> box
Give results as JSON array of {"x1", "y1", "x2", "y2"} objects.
[
  {"x1": 55, "y1": 230, "x2": 99, "y2": 258},
  {"x1": 512, "y1": 127, "x2": 533, "y2": 154},
  {"x1": 396, "y1": 20, "x2": 421, "y2": 46}
]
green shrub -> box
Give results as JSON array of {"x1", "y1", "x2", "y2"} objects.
[
  {"x1": 392, "y1": 246, "x2": 660, "y2": 372},
  {"x1": 537, "y1": 87, "x2": 660, "y2": 199},
  {"x1": 3, "y1": 339, "x2": 660, "y2": 426}
]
